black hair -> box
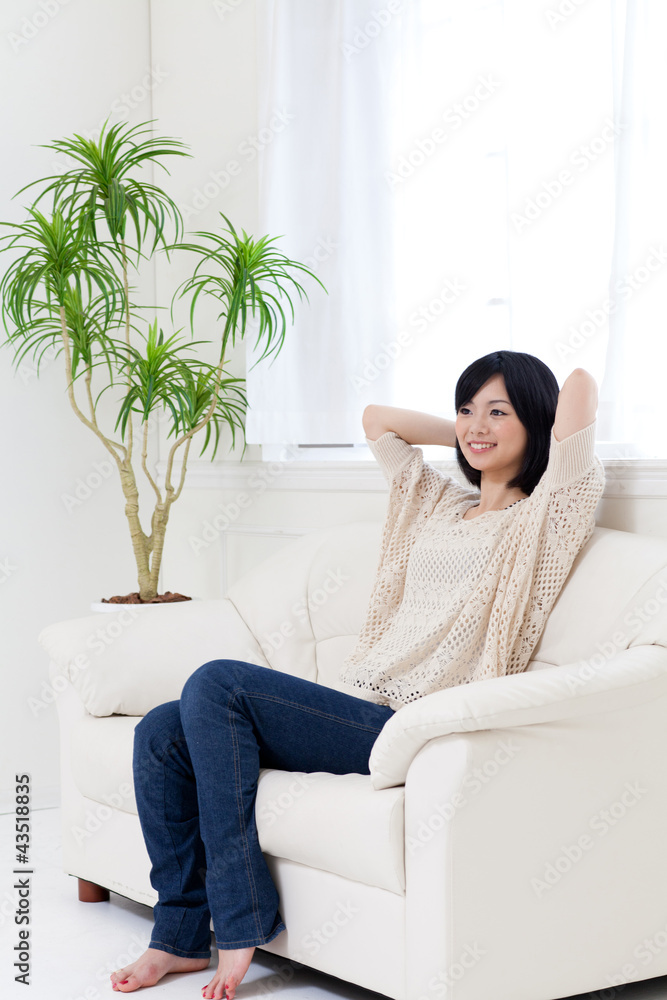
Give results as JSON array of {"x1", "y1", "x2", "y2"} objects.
[{"x1": 454, "y1": 351, "x2": 559, "y2": 496}]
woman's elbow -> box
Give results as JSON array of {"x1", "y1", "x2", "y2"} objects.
[
  {"x1": 362, "y1": 404, "x2": 385, "y2": 441},
  {"x1": 553, "y1": 368, "x2": 598, "y2": 440},
  {"x1": 569, "y1": 369, "x2": 598, "y2": 410}
]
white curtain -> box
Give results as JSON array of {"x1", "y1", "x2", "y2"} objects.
[
  {"x1": 598, "y1": 0, "x2": 667, "y2": 457},
  {"x1": 388, "y1": 0, "x2": 616, "y2": 427},
  {"x1": 250, "y1": 0, "x2": 667, "y2": 456},
  {"x1": 246, "y1": 0, "x2": 399, "y2": 445}
]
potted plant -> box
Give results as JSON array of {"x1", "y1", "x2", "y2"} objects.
[{"x1": 0, "y1": 120, "x2": 324, "y2": 604}]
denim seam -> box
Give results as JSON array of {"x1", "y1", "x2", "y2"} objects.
[
  {"x1": 233, "y1": 688, "x2": 388, "y2": 735},
  {"x1": 153, "y1": 733, "x2": 210, "y2": 954},
  {"x1": 214, "y1": 918, "x2": 287, "y2": 950},
  {"x1": 228, "y1": 689, "x2": 265, "y2": 943},
  {"x1": 161, "y1": 739, "x2": 192, "y2": 947},
  {"x1": 149, "y1": 938, "x2": 211, "y2": 959}
]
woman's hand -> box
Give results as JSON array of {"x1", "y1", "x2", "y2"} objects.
[
  {"x1": 363, "y1": 404, "x2": 458, "y2": 448},
  {"x1": 552, "y1": 368, "x2": 598, "y2": 442}
]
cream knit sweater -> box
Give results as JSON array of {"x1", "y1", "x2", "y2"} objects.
[{"x1": 339, "y1": 423, "x2": 605, "y2": 710}]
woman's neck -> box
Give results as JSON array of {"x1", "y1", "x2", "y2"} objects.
[{"x1": 464, "y1": 480, "x2": 528, "y2": 519}]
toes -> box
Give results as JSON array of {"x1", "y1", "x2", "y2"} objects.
[
  {"x1": 115, "y1": 975, "x2": 141, "y2": 993},
  {"x1": 201, "y1": 981, "x2": 228, "y2": 1000},
  {"x1": 110, "y1": 975, "x2": 127, "y2": 991}
]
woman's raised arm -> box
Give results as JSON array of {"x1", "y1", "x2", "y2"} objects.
[
  {"x1": 552, "y1": 368, "x2": 598, "y2": 442},
  {"x1": 363, "y1": 404, "x2": 458, "y2": 448}
]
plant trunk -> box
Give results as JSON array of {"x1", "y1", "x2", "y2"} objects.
[
  {"x1": 118, "y1": 461, "x2": 155, "y2": 600},
  {"x1": 58, "y1": 304, "x2": 155, "y2": 598},
  {"x1": 120, "y1": 241, "x2": 134, "y2": 460},
  {"x1": 148, "y1": 502, "x2": 171, "y2": 598}
]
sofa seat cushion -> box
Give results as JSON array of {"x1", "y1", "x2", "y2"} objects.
[
  {"x1": 256, "y1": 768, "x2": 405, "y2": 895},
  {"x1": 70, "y1": 717, "x2": 406, "y2": 896}
]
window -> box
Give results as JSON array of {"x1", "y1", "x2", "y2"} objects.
[{"x1": 250, "y1": 0, "x2": 667, "y2": 460}]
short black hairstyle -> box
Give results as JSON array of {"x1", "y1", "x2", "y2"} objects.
[{"x1": 454, "y1": 350, "x2": 559, "y2": 496}]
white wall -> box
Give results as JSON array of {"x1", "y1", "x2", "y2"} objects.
[
  {"x1": 0, "y1": 0, "x2": 150, "y2": 809},
  {"x1": 0, "y1": 0, "x2": 261, "y2": 809}
]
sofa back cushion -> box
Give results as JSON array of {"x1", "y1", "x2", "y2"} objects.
[
  {"x1": 532, "y1": 526, "x2": 667, "y2": 669},
  {"x1": 39, "y1": 598, "x2": 270, "y2": 717},
  {"x1": 227, "y1": 522, "x2": 382, "y2": 689},
  {"x1": 229, "y1": 521, "x2": 667, "y2": 684},
  {"x1": 42, "y1": 520, "x2": 667, "y2": 717}
]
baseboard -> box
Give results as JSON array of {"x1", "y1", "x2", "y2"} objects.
[{"x1": 0, "y1": 783, "x2": 61, "y2": 816}]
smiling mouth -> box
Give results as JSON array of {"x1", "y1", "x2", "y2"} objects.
[{"x1": 467, "y1": 442, "x2": 497, "y2": 452}]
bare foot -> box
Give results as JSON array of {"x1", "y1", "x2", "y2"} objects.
[
  {"x1": 201, "y1": 946, "x2": 255, "y2": 1000},
  {"x1": 110, "y1": 947, "x2": 210, "y2": 991}
]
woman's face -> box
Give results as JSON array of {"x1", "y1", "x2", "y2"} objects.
[{"x1": 455, "y1": 374, "x2": 529, "y2": 485}]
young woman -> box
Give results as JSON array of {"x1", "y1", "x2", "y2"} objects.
[{"x1": 110, "y1": 351, "x2": 605, "y2": 999}]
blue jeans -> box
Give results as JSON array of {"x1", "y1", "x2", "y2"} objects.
[{"x1": 132, "y1": 659, "x2": 395, "y2": 956}]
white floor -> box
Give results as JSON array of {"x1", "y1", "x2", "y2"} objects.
[{"x1": 1, "y1": 809, "x2": 667, "y2": 1000}]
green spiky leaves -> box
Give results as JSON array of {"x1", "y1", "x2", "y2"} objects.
[
  {"x1": 0, "y1": 207, "x2": 126, "y2": 377},
  {"x1": 174, "y1": 214, "x2": 327, "y2": 367},
  {"x1": 17, "y1": 119, "x2": 190, "y2": 257},
  {"x1": 114, "y1": 320, "x2": 247, "y2": 458}
]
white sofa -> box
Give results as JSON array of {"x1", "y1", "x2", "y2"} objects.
[{"x1": 40, "y1": 520, "x2": 667, "y2": 1000}]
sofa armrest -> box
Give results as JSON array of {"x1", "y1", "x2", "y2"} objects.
[
  {"x1": 401, "y1": 687, "x2": 667, "y2": 1000},
  {"x1": 38, "y1": 598, "x2": 269, "y2": 717},
  {"x1": 369, "y1": 644, "x2": 667, "y2": 789}
]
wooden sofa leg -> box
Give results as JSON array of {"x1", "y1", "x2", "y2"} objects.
[{"x1": 78, "y1": 878, "x2": 110, "y2": 902}]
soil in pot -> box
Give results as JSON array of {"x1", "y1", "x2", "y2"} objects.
[{"x1": 100, "y1": 591, "x2": 192, "y2": 605}]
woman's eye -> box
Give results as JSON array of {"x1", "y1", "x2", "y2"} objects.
[
  {"x1": 491, "y1": 409, "x2": 506, "y2": 416},
  {"x1": 459, "y1": 407, "x2": 471, "y2": 415}
]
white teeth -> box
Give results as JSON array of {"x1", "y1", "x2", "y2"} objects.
[{"x1": 469, "y1": 443, "x2": 495, "y2": 451}]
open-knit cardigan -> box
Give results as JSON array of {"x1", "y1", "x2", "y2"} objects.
[{"x1": 339, "y1": 423, "x2": 605, "y2": 710}]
